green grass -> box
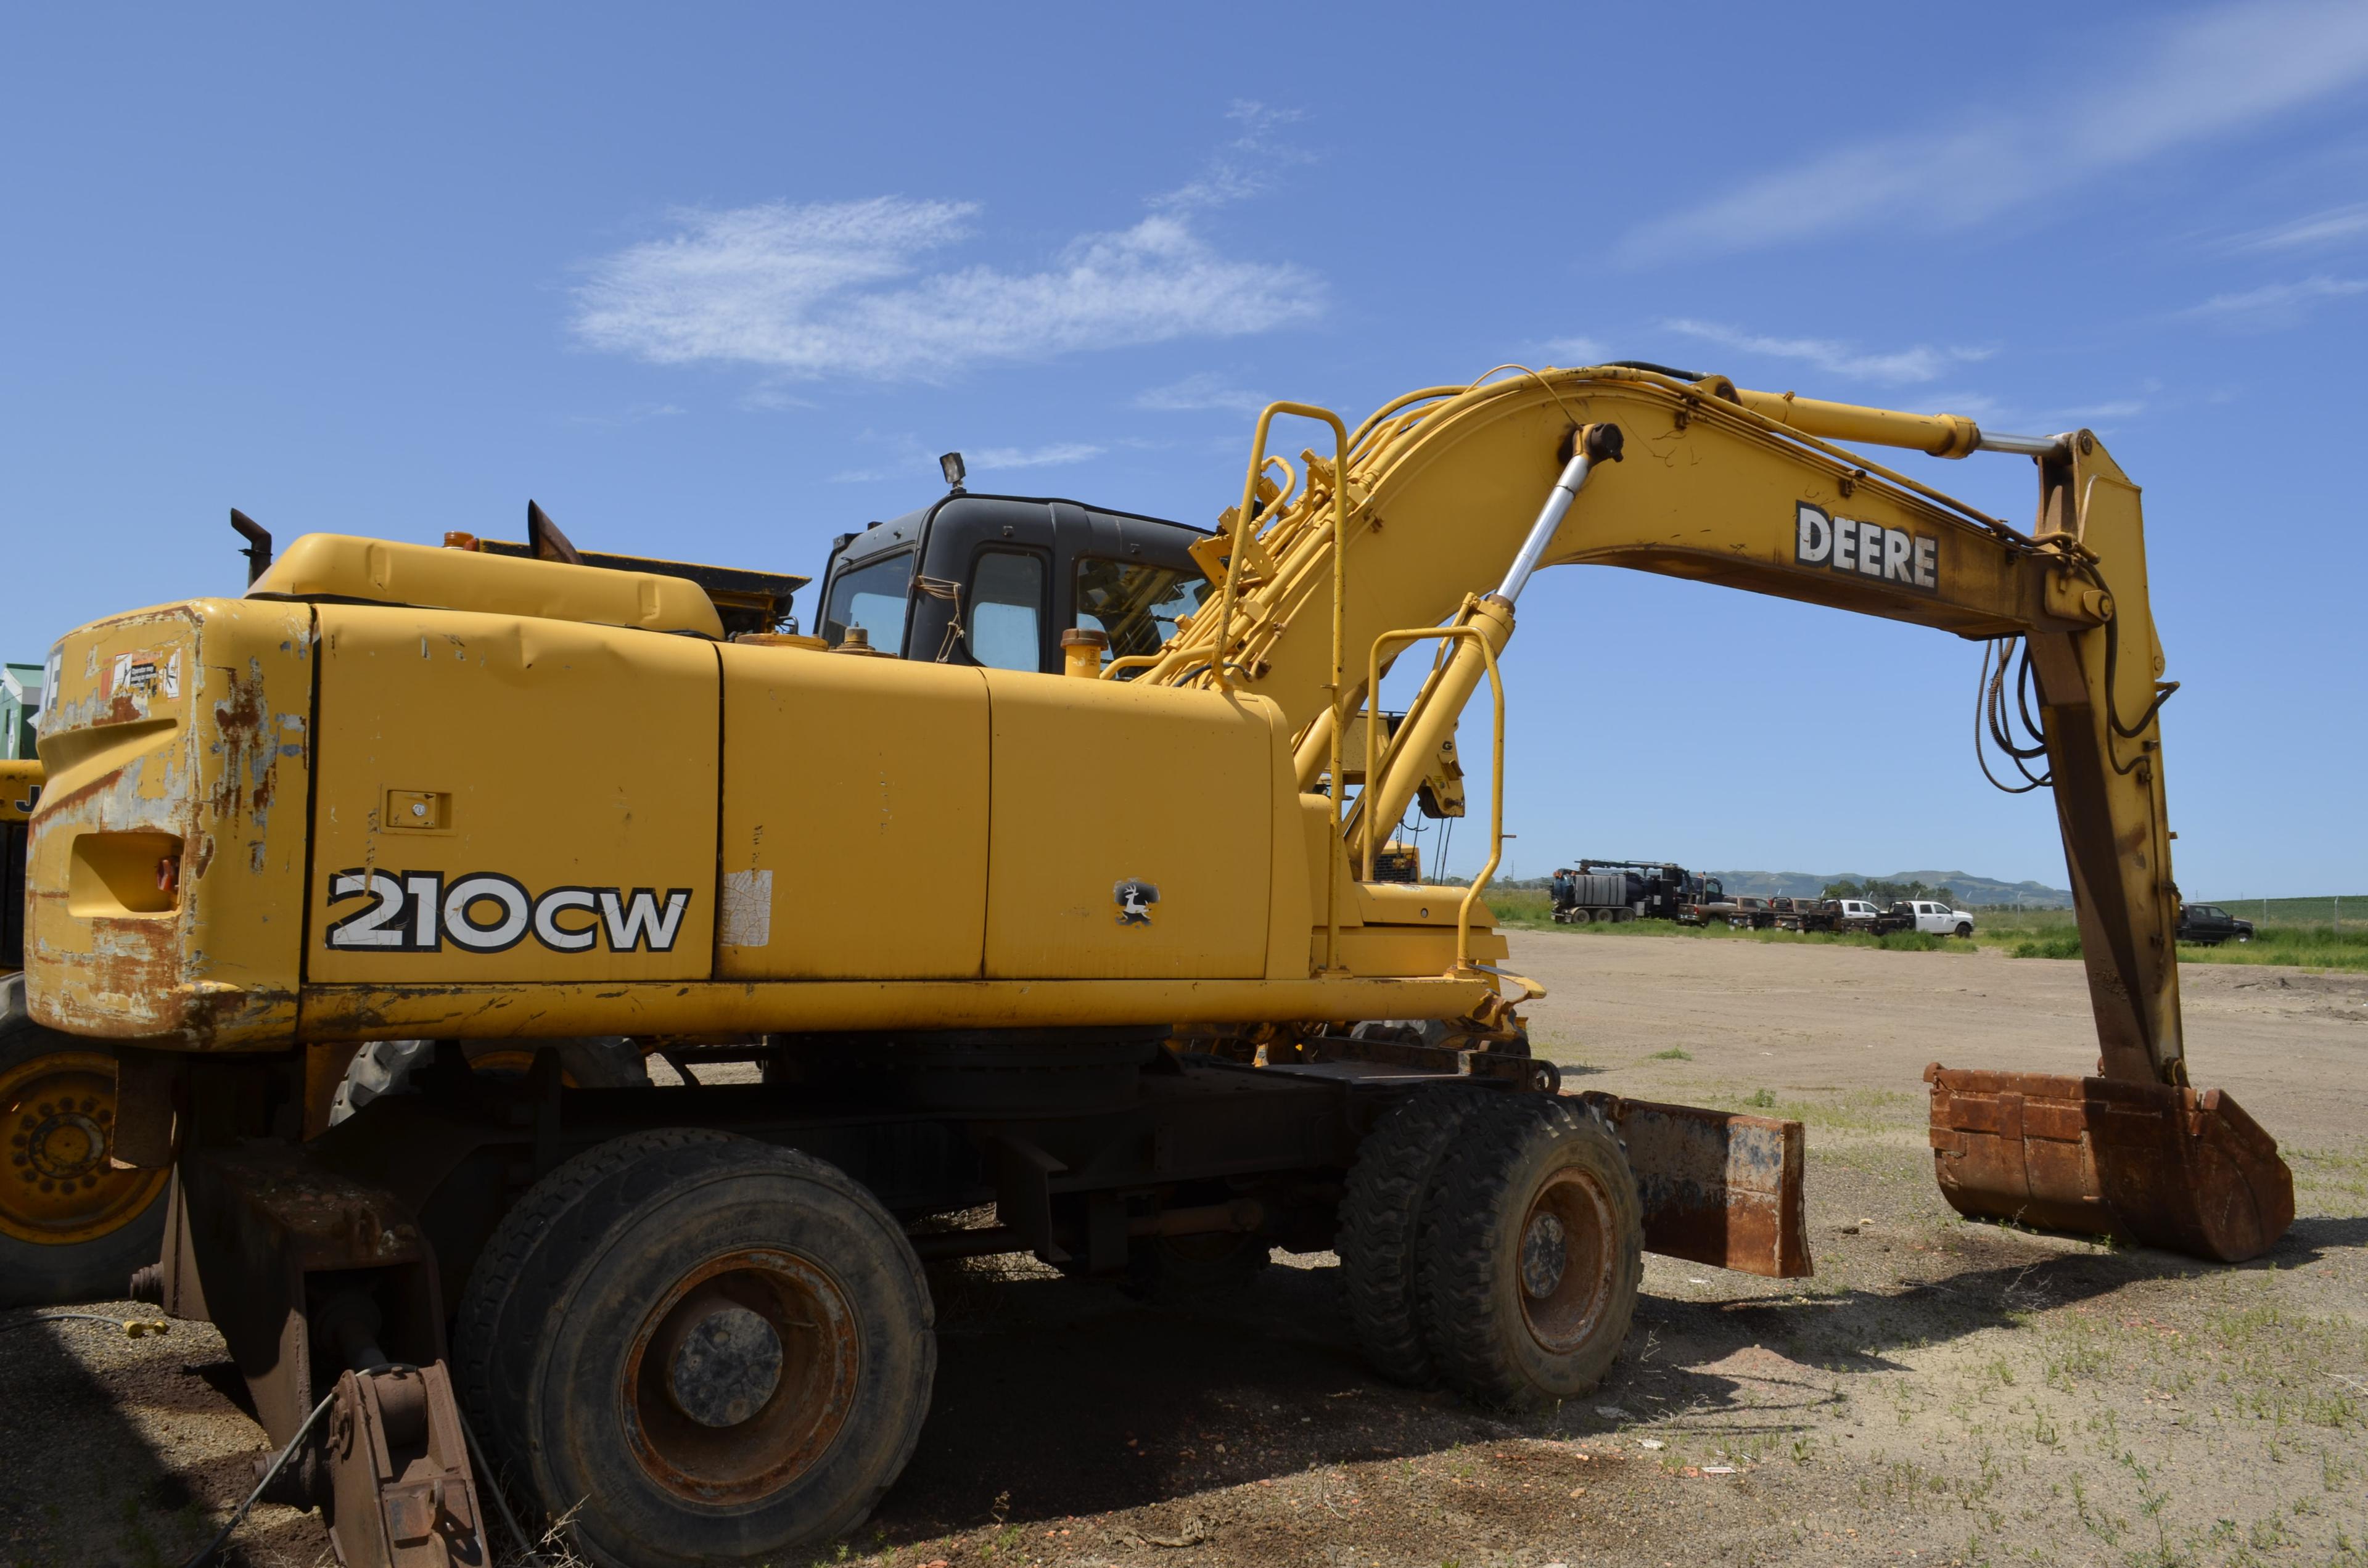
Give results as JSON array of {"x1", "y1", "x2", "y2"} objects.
[
  {"x1": 1482, "y1": 887, "x2": 2368, "y2": 972},
  {"x1": 1975, "y1": 905, "x2": 2368, "y2": 972},
  {"x1": 1486, "y1": 888, "x2": 1960, "y2": 953}
]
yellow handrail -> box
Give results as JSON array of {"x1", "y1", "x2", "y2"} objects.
[
  {"x1": 1360, "y1": 623, "x2": 1505, "y2": 972},
  {"x1": 1217, "y1": 401, "x2": 1354, "y2": 972}
]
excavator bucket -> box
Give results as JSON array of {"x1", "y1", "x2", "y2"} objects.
[{"x1": 1925, "y1": 1065, "x2": 2293, "y2": 1263}]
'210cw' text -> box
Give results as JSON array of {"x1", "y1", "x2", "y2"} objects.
[{"x1": 324, "y1": 869, "x2": 693, "y2": 954}]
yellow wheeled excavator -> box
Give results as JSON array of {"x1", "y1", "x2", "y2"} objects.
[{"x1": 17, "y1": 363, "x2": 2289, "y2": 1567}]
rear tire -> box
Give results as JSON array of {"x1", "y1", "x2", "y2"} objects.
[
  {"x1": 0, "y1": 979, "x2": 169, "y2": 1308},
  {"x1": 1338, "y1": 1085, "x2": 1490, "y2": 1386},
  {"x1": 454, "y1": 1127, "x2": 739, "y2": 1465},
  {"x1": 1417, "y1": 1095, "x2": 1642, "y2": 1411},
  {"x1": 495, "y1": 1140, "x2": 935, "y2": 1567}
]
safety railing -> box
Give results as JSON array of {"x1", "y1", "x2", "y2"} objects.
[
  {"x1": 1207, "y1": 401, "x2": 1354, "y2": 972},
  {"x1": 1360, "y1": 623, "x2": 1505, "y2": 972}
]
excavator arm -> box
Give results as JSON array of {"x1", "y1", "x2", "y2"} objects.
[{"x1": 1139, "y1": 365, "x2": 2292, "y2": 1262}]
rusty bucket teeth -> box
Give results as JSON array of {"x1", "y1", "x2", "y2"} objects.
[{"x1": 1924, "y1": 1065, "x2": 2294, "y2": 1265}]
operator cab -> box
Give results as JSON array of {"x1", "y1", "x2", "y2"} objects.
[{"x1": 815, "y1": 489, "x2": 1211, "y2": 676}]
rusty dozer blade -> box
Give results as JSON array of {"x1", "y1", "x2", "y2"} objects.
[
  {"x1": 1581, "y1": 1093, "x2": 1814, "y2": 1278},
  {"x1": 1925, "y1": 1065, "x2": 2294, "y2": 1263}
]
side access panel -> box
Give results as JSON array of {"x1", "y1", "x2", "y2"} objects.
[
  {"x1": 716, "y1": 646, "x2": 990, "y2": 979},
  {"x1": 306, "y1": 607, "x2": 718, "y2": 987},
  {"x1": 982, "y1": 673, "x2": 1276, "y2": 980}
]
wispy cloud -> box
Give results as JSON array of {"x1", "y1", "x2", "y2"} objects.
[
  {"x1": 828, "y1": 438, "x2": 1105, "y2": 482},
  {"x1": 1923, "y1": 389, "x2": 2015, "y2": 425},
  {"x1": 2225, "y1": 200, "x2": 2368, "y2": 252},
  {"x1": 1136, "y1": 371, "x2": 1271, "y2": 414},
  {"x1": 573, "y1": 197, "x2": 1321, "y2": 382},
  {"x1": 1664, "y1": 319, "x2": 1991, "y2": 385},
  {"x1": 1621, "y1": 1, "x2": 2368, "y2": 262},
  {"x1": 561, "y1": 401, "x2": 686, "y2": 427},
  {"x1": 1150, "y1": 101, "x2": 1312, "y2": 213},
  {"x1": 2182, "y1": 273, "x2": 2368, "y2": 323},
  {"x1": 1543, "y1": 335, "x2": 1608, "y2": 363},
  {"x1": 970, "y1": 443, "x2": 1103, "y2": 470}
]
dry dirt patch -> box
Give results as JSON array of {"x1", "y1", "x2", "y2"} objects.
[{"x1": 5, "y1": 934, "x2": 2362, "y2": 1567}]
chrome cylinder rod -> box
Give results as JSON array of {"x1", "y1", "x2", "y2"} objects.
[{"x1": 1494, "y1": 423, "x2": 1622, "y2": 605}]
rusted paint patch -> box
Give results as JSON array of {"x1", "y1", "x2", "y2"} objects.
[
  {"x1": 1580, "y1": 1092, "x2": 1812, "y2": 1278},
  {"x1": 26, "y1": 602, "x2": 312, "y2": 1050},
  {"x1": 1925, "y1": 1064, "x2": 2294, "y2": 1263},
  {"x1": 191, "y1": 1141, "x2": 425, "y2": 1268}
]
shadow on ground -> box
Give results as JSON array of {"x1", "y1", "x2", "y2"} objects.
[
  {"x1": 877, "y1": 1210, "x2": 2368, "y2": 1539},
  {"x1": 0, "y1": 1306, "x2": 319, "y2": 1567}
]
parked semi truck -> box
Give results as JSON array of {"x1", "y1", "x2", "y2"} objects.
[
  {"x1": 20, "y1": 365, "x2": 2294, "y2": 1567},
  {"x1": 1549, "y1": 860, "x2": 1720, "y2": 923}
]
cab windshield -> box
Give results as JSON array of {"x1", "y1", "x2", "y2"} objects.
[
  {"x1": 1074, "y1": 557, "x2": 1209, "y2": 663},
  {"x1": 822, "y1": 552, "x2": 915, "y2": 652}
]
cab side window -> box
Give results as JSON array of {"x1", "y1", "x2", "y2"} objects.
[
  {"x1": 1074, "y1": 557, "x2": 1209, "y2": 664},
  {"x1": 969, "y1": 551, "x2": 1045, "y2": 671}
]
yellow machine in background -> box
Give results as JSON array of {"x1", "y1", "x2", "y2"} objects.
[
  {"x1": 16, "y1": 364, "x2": 2293, "y2": 1568},
  {"x1": 2, "y1": 757, "x2": 175, "y2": 1306}
]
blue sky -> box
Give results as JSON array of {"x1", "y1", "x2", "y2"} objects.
[{"x1": 3, "y1": 2, "x2": 2362, "y2": 897}]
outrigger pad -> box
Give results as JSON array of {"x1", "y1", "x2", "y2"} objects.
[
  {"x1": 1579, "y1": 1093, "x2": 1813, "y2": 1278},
  {"x1": 1925, "y1": 1065, "x2": 2295, "y2": 1263}
]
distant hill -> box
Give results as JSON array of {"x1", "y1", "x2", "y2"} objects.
[{"x1": 1709, "y1": 869, "x2": 2072, "y2": 908}]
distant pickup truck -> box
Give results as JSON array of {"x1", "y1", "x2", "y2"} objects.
[
  {"x1": 2176, "y1": 903, "x2": 2255, "y2": 946},
  {"x1": 1722, "y1": 896, "x2": 1780, "y2": 929},
  {"x1": 1772, "y1": 898, "x2": 1976, "y2": 937},
  {"x1": 1897, "y1": 900, "x2": 1978, "y2": 938}
]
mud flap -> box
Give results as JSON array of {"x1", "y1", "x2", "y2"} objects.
[
  {"x1": 1579, "y1": 1093, "x2": 1812, "y2": 1278},
  {"x1": 1924, "y1": 1065, "x2": 2294, "y2": 1263}
]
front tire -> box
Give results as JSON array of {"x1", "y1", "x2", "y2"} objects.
[
  {"x1": 0, "y1": 980, "x2": 169, "y2": 1307},
  {"x1": 1417, "y1": 1096, "x2": 1642, "y2": 1410},
  {"x1": 488, "y1": 1139, "x2": 935, "y2": 1567},
  {"x1": 1954, "y1": 922, "x2": 1974, "y2": 939},
  {"x1": 1338, "y1": 1086, "x2": 1490, "y2": 1385}
]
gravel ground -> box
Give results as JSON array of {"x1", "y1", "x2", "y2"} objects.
[{"x1": 4, "y1": 933, "x2": 2362, "y2": 1568}]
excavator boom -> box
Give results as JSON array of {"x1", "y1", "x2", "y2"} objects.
[{"x1": 1140, "y1": 364, "x2": 2292, "y2": 1261}]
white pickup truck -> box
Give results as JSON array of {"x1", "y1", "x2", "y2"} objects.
[{"x1": 1899, "y1": 900, "x2": 1977, "y2": 938}]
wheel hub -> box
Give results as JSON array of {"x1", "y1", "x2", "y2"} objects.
[
  {"x1": 1519, "y1": 1210, "x2": 1569, "y2": 1298},
  {"x1": 1515, "y1": 1169, "x2": 1615, "y2": 1355},
  {"x1": 622, "y1": 1249, "x2": 860, "y2": 1504},
  {"x1": 667, "y1": 1305, "x2": 786, "y2": 1428},
  {"x1": 1, "y1": 1051, "x2": 168, "y2": 1245}
]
